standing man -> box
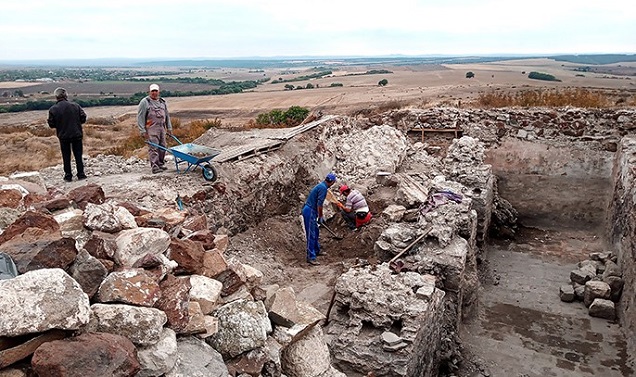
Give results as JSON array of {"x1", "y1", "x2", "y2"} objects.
[
  {"x1": 302, "y1": 173, "x2": 337, "y2": 266},
  {"x1": 337, "y1": 185, "x2": 372, "y2": 230},
  {"x1": 47, "y1": 87, "x2": 87, "y2": 182},
  {"x1": 137, "y1": 84, "x2": 173, "y2": 174}
]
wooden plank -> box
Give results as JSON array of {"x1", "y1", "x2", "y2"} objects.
[
  {"x1": 409, "y1": 128, "x2": 463, "y2": 143},
  {"x1": 211, "y1": 115, "x2": 337, "y2": 163},
  {"x1": 213, "y1": 139, "x2": 284, "y2": 163}
]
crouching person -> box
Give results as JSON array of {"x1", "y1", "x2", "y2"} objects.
[{"x1": 338, "y1": 185, "x2": 372, "y2": 230}]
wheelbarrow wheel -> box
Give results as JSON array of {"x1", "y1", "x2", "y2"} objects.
[{"x1": 202, "y1": 163, "x2": 218, "y2": 182}]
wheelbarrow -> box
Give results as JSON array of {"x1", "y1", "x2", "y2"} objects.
[{"x1": 146, "y1": 135, "x2": 221, "y2": 182}]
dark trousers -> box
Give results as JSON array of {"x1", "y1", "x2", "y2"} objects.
[
  {"x1": 341, "y1": 210, "x2": 357, "y2": 229},
  {"x1": 59, "y1": 137, "x2": 84, "y2": 179}
]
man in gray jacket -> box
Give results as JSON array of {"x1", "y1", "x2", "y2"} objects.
[
  {"x1": 137, "y1": 84, "x2": 173, "y2": 174},
  {"x1": 47, "y1": 87, "x2": 87, "y2": 182}
]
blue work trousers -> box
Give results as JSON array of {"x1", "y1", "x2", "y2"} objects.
[{"x1": 302, "y1": 205, "x2": 320, "y2": 261}]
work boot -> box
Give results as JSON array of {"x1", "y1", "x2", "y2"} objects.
[
  {"x1": 77, "y1": 174, "x2": 87, "y2": 180},
  {"x1": 152, "y1": 166, "x2": 162, "y2": 174},
  {"x1": 63, "y1": 175, "x2": 72, "y2": 182},
  {"x1": 159, "y1": 165, "x2": 168, "y2": 170},
  {"x1": 307, "y1": 259, "x2": 320, "y2": 266},
  {"x1": 317, "y1": 251, "x2": 328, "y2": 257}
]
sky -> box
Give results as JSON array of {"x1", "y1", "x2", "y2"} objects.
[{"x1": 1, "y1": 0, "x2": 634, "y2": 61}]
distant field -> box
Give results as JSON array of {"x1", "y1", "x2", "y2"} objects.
[
  {"x1": 0, "y1": 57, "x2": 634, "y2": 175},
  {"x1": 1, "y1": 58, "x2": 634, "y2": 128}
]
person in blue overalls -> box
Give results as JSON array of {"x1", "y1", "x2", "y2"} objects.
[{"x1": 302, "y1": 173, "x2": 337, "y2": 266}]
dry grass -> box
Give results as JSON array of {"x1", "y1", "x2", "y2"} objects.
[
  {"x1": 472, "y1": 88, "x2": 632, "y2": 108},
  {"x1": 0, "y1": 117, "x2": 222, "y2": 175},
  {"x1": 105, "y1": 118, "x2": 222, "y2": 158}
]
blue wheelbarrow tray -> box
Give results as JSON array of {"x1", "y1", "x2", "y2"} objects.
[
  {"x1": 170, "y1": 143, "x2": 221, "y2": 168},
  {"x1": 147, "y1": 135, "x2": 221, "y2": 181}
]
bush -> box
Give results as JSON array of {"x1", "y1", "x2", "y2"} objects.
[
  {"x1": 466, "y1": 71, "x2": 475, "y2": 78},
  {"x1": 253, "y1": 106, "x2": 310, "y2": 128},
  {"x1": 378, "y1": 79, "x2": 388, "y2": 86},
  {"x1": 528, "y1": 71, "x2": 561, "y2": 82}
]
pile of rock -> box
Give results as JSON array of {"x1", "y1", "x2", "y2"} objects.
[
  {"x1": 559, "y1": 251, "x2": 625, "y2": 320},
  {"x1": 0, "y1": 173, "x2": 343, "y2": 377}
]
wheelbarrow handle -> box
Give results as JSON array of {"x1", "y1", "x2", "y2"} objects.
[
  {"x1": 170, "y1": 134, "x2": 184, "y2": 145},
  {"x1": 146, "y1": 140, "x2": 170, "y2": 152}
]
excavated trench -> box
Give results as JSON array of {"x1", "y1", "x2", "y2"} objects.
[
  {"x1": 462, "y1": 138, "x2": 633, "y2": 376},
  {"x1": 197, "y1": 109, "x2": 636, "y2": 377}
]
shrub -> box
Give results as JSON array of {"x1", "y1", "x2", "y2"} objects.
[
  {"x1": 466, "y1": 71, "x2": 475, "y2": 78},
  {"x1": 528, "y1": 71, "x2": 561, "y2": 82},
  {"x1": 378, "y1": 79, "x2": 388, "y2": 86},
  {"x1": 252, "y1": 106, "x2": 310, "y2": 128},
  {"x1": 330, "y1": 83, "x2": 343, "y2": 87}
]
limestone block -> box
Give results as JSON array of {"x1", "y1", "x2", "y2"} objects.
[
  {"x1": 208, "y1": 299, "x2": 271, "y2": 358},
  {"x1": 166, "y1": 336, "x2": 228, "y2": 377},
  {"x1": 584, "y1": 280, "x2": 610, "y2": 307},
  {"x1": 0, "y1": 268, "x2": 90, "y2": 337},
  {"x1": 136, "y1": 328, "x2": 178, "y2": 377},
  {"x1": 114, "y1": 227, "x2": 171, "y2": 267},
  {"x1": 189, "y1": 275, "x2": 223, "y2": 314},
  {"x1": 88, "y1": 303, "x2": 167, "y2": 346},
  {"x1": 559, "y1": 285, "x2": 575, "y2": 303},
  {"x1": 588, "y1": 298, "x2": 615, "y2": 320}
]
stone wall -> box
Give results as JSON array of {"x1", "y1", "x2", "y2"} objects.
[
  {"x1": 607, "y1": 136, "x2": 636, "y2": 364},
  {"x1": 488, "y1": 139, "x2": 614, "y2": 229},
  {"x1": 380, "y1": 107, "x2": 633, "y2": 231}
]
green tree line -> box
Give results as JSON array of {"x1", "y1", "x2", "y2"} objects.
[{"x1": 0, "y1": 81, "x2": 260, "y2": 114}]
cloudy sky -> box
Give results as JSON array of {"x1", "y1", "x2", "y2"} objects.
[{"x1": 2, "y1": 0, "x2": 634, "y2": 61}]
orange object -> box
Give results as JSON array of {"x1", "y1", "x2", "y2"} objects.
[{"x1": 355, "y1": 212, "x2": 372, "y2": 228}]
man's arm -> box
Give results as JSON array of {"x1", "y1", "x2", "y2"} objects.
[
  {"x1": 317, "y1": 185, "x2": 328, "y2": 220},
  {"x1": 164, "y1": 102, "x2": 173, "y2": 134},
  {"x1": 79, "y1": 106, "x2": 87, "y2": 124},
  {"x1": 47, "y1": 108, "x2": 56, "y2": 128},
  {"x1": 136, "y1": 99, "x2": 148, "y2": 136}
]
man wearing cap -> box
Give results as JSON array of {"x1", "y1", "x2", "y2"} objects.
[
  {"x1": 137, "y1": 84, "x2": 173, "y2": 174},
  {"x1": 47, "y1": 87, "x2": 87, "y2": 182},
  {"x1": 301, "y1": 173, "x2": 336, "y2": 266},
  {"x1": 337, "y1": 185, "x2": 372, "y2": 230}
]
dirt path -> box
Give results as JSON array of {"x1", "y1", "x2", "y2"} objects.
[{"x1": 461, "y1": 227, "x2": 632, "y2": 377}]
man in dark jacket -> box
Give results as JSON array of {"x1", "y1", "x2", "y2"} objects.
[{"x1": 48, "y1": 87, "x2": 87, "y2": 182}]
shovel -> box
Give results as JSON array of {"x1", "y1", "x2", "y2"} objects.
[{"x1": 319, "y1": 222, "x2": 343, "y2": 240}]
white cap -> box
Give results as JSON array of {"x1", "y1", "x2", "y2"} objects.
[{"x1": 149, "y1": 84, "x2": 160, "y2": 91}]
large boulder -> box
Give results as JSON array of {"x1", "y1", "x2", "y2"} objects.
[
  {"x1": 31, "y1": 332, "x2": 140, "y2": 377},
  {"x1": 97, "y1": 268, "x2": 161, "y2": 307},
  {"x1": 87, "y1": 303, "x2": 167, "y2": 346},
  {"x1": 0, "y1": 229, "x2": 77, "y2": 274},
  {"x1": 207, "y1": 299, "x2": 272, "y2": 358},
  {"x1": 281, "y1": 325, "x2": 333, "y2": 377},
  {"x1": 114, "y1": 228, "x2": 171, "y2": 267},
  {"x1": 0, "y1": 268, "x2": 90, "y2": 337},
  {"x1": 166, "y1": 336, "x2": 228, "y2": 377},
  {"x1": 137, "y1": 328, "x2": 178, "y2": 377}
]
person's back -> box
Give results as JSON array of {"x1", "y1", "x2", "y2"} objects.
[
  {"x1": 346, "y1": 189, "x2": 368, "y2": 212},
  {"x1": 47, "y1": 87, "x2": 87, "y2": 182},
  {"x1": 48, "y1": 99, "x2": 85, "y2": 139},
  {"x1": 305, "y1": 181, "x2": 328, "y2": 211}
]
